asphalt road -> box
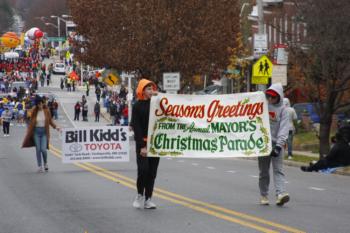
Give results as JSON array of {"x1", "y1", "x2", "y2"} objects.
[{"x1": 0, "y1": 67, "x2": 349, "y2": 233}]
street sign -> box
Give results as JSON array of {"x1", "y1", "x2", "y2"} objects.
[
  {"x1": 272, "y1": 65, "x2": 287, "y2": 86},
  {"x1": 47, "y1": 37, "x2": 66, "y2": 42},
  {"x1": 252, "y1": 55, "x2": 273, "y2": 85},
  {"x1": 102, "y1": 70, "x2": 120, "y2": 86},
  {"x1": 272, "y1": 44, "x2": 288, "y2": 65},
  {"x1": 163, "y1": 72, "x2": 180, "y2": 91},
  {"x1": 253, "y1": 34, "x2": 268, "y2": 58}
]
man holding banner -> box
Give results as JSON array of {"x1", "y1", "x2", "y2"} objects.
[
  {"x1": 259, "y1": 83, "x2": 290, "y2": 206},
  {"x1": 131, "y1": 79, "x2": 159, "y2": 209}
]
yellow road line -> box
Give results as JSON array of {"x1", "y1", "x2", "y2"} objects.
[{"x1": 49, "y1": 146, "x2": 305, "y2": 233}]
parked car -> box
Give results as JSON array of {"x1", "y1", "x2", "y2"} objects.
[
  {"x1": 293, "y1": 103, "x2": 320, "y2": 123},
  {"x1": 53, "y1": 63, "x2": 66, "y2": 75},
  {"x1": 195, "y1": 84, "x2": 223, "y2": 95},
  {"x1": 293, "y1": 102, "x2": 349, "y2": 124}
]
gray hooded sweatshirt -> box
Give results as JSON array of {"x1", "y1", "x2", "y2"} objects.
[{"x1": 266, "y1": 83, "x2": 289, "y2": 149}]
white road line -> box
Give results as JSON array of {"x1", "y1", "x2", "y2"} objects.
[
  {"x1": 178, "y1": 160, "x2": 185, "y2": 163},
  {"x1": 59, "y1": 100, "x2": 77, "y2": 128},
  {"x1": 285, "y1": 181, "x2": 289, "y2": 184},
  {"x1": 226, "y1": 170, "x2": 236, "y2": 173},
  {"x1": 192, "y1": 163, "x2": 199, "y2": 166},
  {"x1": 309, "y1": 187, "x2": 325, "y2": 191},
  {"x1": 207, "y1": 166, "x2": 215, "y2": 170},
  {"x1": 166, "y1": 158, "x2": 172, "y2": 160},
  {"x1": 250, "y1": 175, "x2": 259, "y2": 178}
]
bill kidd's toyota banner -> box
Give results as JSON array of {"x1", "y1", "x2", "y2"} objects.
[
  {"x1": 147, "y1": 92, "x2": 272, "y2": 158},
  {"x1": 62, "y1": 126, "x2": 129, "y2": 163}
]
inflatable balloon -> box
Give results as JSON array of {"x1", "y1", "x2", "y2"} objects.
[
  {"x1": 1, "y1": 32, "x2": 20, "y2": 48},
  {"x1": 26, "y1": 27, "x2": 44, "y2": 40}
]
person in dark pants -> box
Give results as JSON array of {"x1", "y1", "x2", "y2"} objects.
[
  {"x1": 301, "y1": 125, "x2": 350, "y2": 172},
  {"x1": 94, "y1": 101, "x2": 100, "y2": 122},
  {"x1": 1, "y1": 106, "x2": 12, "y2": 136},
  {"x1": 74, "y1": 101, "x2": 81, "y2": 121},
  {"x1": 131, "y1": 79, "x2": 159, "y2": 209},
  {"x1": 95, "y1": 86, "x2": 101, "y2": 102}
]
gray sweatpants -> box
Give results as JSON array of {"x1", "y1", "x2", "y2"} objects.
[{"x1": 258, "y1": 146, "x2": 287, "y2": 197}]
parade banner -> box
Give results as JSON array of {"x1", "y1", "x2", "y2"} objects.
[
  {"x1": 147, "y1": 93, "x2": 271, "y2": 158},
  {"x1": 62, "y1": 126, "x2": 129, "y2": 163}
]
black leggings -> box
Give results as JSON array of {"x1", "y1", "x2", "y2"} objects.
[{"x1": 136, "y1": 147, "x2": 160, "y2": 199}]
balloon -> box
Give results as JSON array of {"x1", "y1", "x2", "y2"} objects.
[
  {"x1": 26, "y1": 27, "x2": 43, "y2": 40},
  {"x1": 34, "y1": 30, "x2": 44, "y2": 38},
  {"x1": 1, "y1": 32, "x2": 20, "y2": 48}
]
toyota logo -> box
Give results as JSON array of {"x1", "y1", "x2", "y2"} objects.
[{"x1": 69, "y1": 143, "x2": 83, "y2": 152}]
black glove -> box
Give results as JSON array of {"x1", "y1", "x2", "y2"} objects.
[
  {"x1": 270, "y1": 146, "x2": 282, "y2": 157},
  {"x1": 300, "y1": 166, "x2": 313, "y2": 172}
]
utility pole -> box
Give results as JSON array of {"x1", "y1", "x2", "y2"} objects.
[{"x1": 257, "y1": 0, "x2": 266, "y2": 91}]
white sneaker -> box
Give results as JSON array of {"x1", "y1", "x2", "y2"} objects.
[
  {"x1": 144, "y1": 198, "x2": 157, "y2": 209},
  {"x1": 133, "y1": 194, "x2": 144, "y2": 209},
  {"x1": 260, "y1": 196, "x2": 269, "y2": 205},
  {"x1": 276, "y1": 193, "x2": 290, "y2": 206},
  {"x1": 287, "y1": 156, "x2": 292, "y2": 160},
  {"x1": 44, "y1": 164, "x2": 49, "y2": 172},
  {"x1": 37, "y1": 167, "x2": 43, "y2": 173}
]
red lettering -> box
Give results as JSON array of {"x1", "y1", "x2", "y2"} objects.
[{"x1": 155, "y1": 97, "x2": 168, "y2": 116}]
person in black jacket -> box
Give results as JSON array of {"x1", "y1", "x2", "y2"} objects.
[
  {"x1": 301, "y1": 125, "x2": 350, "y2": 172},
  {"x1": 131, "y1": 78, "x2": 158, "y2": 209}
]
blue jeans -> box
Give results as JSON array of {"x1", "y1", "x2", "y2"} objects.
[
  {"x1": 34, "y1": 127, "x2": 48, "y2": 167},
  {"x1": 287, "y1": 130, "x2": 294, "y2": 156}
]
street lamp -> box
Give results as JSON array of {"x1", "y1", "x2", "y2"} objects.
[
  {"x1": 61, "y1": 14, "x2": 72, "y2": 18},
  {"x1": 51, "y1": 15, "x2": 69, "y2": 59},
  {"x1": 45, "y1": 22, "x2": 58, "y2": 28}
]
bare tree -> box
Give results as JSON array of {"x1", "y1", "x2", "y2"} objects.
[
  {"x1": 0, "y1": 0, "x2": 14, "y2": 34},
  {"x1": 291, "y1": 0, "x2": 350, "y2": 157},
  {"x1": 15, "y1": 0, "x2": 68, "y2": 35},
  {"x1": 69, "y1": 0, "x2": 240, "y2": 82}
]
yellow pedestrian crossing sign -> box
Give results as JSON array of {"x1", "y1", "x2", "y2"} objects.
[{"x1": 252, "y1": 55, "x2": 273, "y2": 84}]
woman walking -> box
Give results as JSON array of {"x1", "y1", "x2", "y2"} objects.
[{"x1": 22, "y1": 96, "x2": 60, "y2": 173}]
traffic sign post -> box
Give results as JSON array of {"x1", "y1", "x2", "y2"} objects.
[
  {"x1": 253, "y1": 34, "x2": 268, "y2": 58},
  {"x1": 163, "y1": 72, "x2": 180, "y2": 94},
  {"x1": 252, "y1": 55, "x2": 273, "y2": 85}
]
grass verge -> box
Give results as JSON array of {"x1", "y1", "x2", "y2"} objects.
[{"x1": 284, "y1": 154, "x2": 318, "y2": 164}]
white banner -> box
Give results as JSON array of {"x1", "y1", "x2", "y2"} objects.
[
  {"x1": 147, "y1": 93, "x2": 272, "y2": 158},
  {"x1": 62, "y1": 126, "x2": 129, "y2": 163}
]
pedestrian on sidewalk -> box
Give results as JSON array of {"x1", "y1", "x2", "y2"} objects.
[
  {"x1": 84, "y1": 81, "x2": 90, "y2": 96},
  {"x1": 95, "y1": 86, "x2": 101, "y2": 102},
  {"x1": 131, "y1": 79, "x2": 159, "y2": 209},
  {"x1": 258, "y1": 83, "x2": 290, "y2": 206},
  {"x1": 74, "y1": 101, "x2": 81, "y2": 121},
  {"x1": 94, "y1": 101, "x2": 100, "y2": 122},
  {"x1": 22, "y1": 96, "x2": 60, "y2": 173},
  {"x1": 1, "y1": 105, "x2": 12, "y2": 137},
  {"x1": 283, "y1": 98, "x2": 298, "y2": 159}
]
